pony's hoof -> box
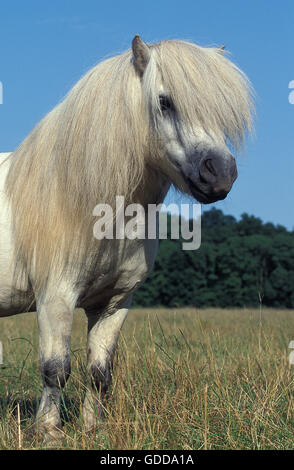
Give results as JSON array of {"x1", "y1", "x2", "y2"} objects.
[
  {"x1": 83, "y1": 418, "x2": 102, "y2": 435},
  {"x1": 42, "y1": 429, "x2": 64, "y2": 448},
  {"x1": 83, "y1": 403, "x2": 104, "y2": 434},
  {"x1": 36, "y1": 425, "x2": 64, "y2": 448}
]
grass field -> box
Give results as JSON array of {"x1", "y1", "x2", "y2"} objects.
[{"x1": 0, "y1": 307, "x2": 294, "y2": 450}]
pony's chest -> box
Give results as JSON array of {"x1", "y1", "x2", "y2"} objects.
[{"x1": 78, "y1": 239, "x2": 158, "y2": 313}]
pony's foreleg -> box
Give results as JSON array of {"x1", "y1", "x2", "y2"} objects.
[
  {"x1": 35, "y1": 296, "x2": 75, "y2": 441},
  {"x1": 82, "y1": 299, "x2": 130, "y2": 432}
]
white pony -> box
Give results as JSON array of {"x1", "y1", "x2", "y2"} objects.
[{"x1": 0, "y1": 36, "x2": 254, "y2": 441}]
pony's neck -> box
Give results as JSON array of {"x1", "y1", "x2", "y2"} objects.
[{"x1": 131, "y1": 165, "x2": 171, "y2": 209}]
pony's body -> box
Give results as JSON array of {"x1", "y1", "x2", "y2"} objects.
[
  {"x1": 0, "y1": 152, "x2": 161, "y2": 317},
  {"x1": 0, "y1": 36, "x2": 254, "y2": 441}
]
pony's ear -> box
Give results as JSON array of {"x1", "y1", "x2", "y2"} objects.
[{"x1": 132, "y1": 35, "x2": 150, "y2": 76}]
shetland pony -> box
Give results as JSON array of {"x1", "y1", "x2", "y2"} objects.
[{"x1": 0, "y1": 35, "x2": 254, "y2": 441}]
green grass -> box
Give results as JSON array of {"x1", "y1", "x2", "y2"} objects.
[{"x1": 0, "y1": 307, "x2": 294, "y2": 449}]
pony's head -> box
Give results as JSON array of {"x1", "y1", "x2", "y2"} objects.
[{"x1": 132, "y1": 35, "x2": 254, "y2": 203}]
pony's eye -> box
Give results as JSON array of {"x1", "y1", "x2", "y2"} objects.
[{"x1": 159, "y1": 95, "x2": 174, "y2": 113}]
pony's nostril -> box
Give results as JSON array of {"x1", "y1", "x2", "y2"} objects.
[
  {"x1": 204, "y1": 158, "x2": 217, "y2": 177},
  {"x1": 199, "y1": 157, "x2": 218, "y2": 185},
  {"x1": 199, "y1": 154, "x2": 237, "y2": 184}
]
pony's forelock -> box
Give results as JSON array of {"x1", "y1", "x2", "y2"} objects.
[{"x1": 145, "y1": 40, "x2": 254, "y2": 151}]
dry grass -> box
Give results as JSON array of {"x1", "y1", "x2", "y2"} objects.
[{"x1": 0, "y1": 307, "x2": 294, "y2": 449}]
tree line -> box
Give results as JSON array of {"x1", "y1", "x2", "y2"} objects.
[{"x1": 133, "y1": 208, "x2": 294, "y2": 308}]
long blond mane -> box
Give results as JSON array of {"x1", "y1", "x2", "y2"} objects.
[{"x1": 5, "y1": 39, "x2": 254, "y2": 291}]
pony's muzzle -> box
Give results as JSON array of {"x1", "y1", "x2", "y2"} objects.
[
  {"x1": 198, "y1": 153, "x2": 238, "y2": 202},
  {"x1": 185, "y1": 152, "x2": 238, "y2": 204}
]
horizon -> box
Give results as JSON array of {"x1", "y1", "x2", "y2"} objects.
[{"x1": 162, "y1": 205, "x2": 293, "y2": 232}]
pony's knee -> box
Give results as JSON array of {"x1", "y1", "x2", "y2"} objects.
[
  {"x1": 42, "y1": 355, "x2": 71, "y2": 389},
  {"x1": 90, "y1": 361, "x2": 111, "y2": 394}
]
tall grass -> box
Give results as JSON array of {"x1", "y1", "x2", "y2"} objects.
[{"x1": 0, "y1": 307, "x2": 294, "y2": 449}]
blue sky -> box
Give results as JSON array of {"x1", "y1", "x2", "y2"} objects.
[{"x1": 0, "y1": 0, "x2": 293, "y2": 229}]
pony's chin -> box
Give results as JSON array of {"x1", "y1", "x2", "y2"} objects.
[
  {"x1": 187, "y1": 179, "x2": 228, "y2": 204},
  {"x1": 178, "y1": 168, "x2": 228, "y2": 204}
]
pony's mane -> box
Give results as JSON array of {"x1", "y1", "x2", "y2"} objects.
[{"x1": 5, "y1": 39, "x2": 254, "y2": 292}]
